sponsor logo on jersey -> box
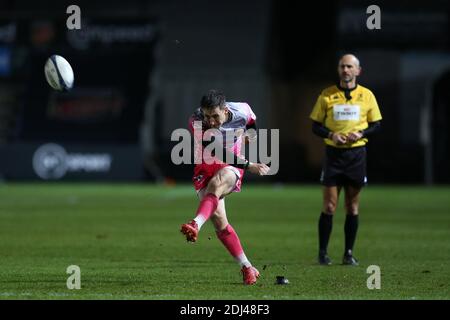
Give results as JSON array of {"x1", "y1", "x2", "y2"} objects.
[{"x1": 333, "y1": 104, "x2": 360, "y2": 121}]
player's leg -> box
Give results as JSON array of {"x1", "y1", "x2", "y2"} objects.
[
  {"x1": 342, "y1": 185, "x2": 361, "y2": 265},
  {"x1": 208, "y1": 194, "x2": 259, "y2": 285},
  {"x1": 210, "y1": 197, "x2": 259, "y2": 284},
  {"x1": 181, "y1": 167, "x2": 238, "y2": 242},
  {"x1": 318, "y1": 185, "x2": 341, "y2": 265}
]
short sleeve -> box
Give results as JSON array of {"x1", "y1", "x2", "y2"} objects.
[
  {"x1": 367, "y1": 92, "x2": 382, "y2": 122},
  {"x1": 310, "y1": 94, "x2": 327, "y2": 123},
  {"x1": 242, "y1": 103, "x2": 256, "y2": 125}
]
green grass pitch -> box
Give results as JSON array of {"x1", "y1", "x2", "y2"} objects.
[{"x1": 0, "y1": 183, "x2": 448, "y2": 299}]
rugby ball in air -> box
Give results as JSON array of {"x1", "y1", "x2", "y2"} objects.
[{"x1": 44, "y1": 55, "x2": 74, "y2": 91}]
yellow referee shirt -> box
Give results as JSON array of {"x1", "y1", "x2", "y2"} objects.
[{"x1": 310, "y1": 84, "x2": 382, "y2": 148}]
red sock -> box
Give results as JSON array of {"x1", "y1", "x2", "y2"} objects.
[
  {"x1": 195, "y1": 193, "x2": 219, "y2": 222},
  {"x1": 216, "y1": 224, "x2": 244, "y2": 258}
]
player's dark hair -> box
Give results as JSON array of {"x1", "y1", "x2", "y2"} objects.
[{"x1": 200, "y1": 90, "x2": 226, "y2": 110}]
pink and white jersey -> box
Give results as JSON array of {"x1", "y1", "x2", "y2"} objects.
[{"x1": 189, "y1": 102, "x2": 256, "y2": 164}]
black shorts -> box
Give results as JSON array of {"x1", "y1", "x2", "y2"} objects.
[{"x1": 320, "y1": 145, "x2": 367, "y2": 188}]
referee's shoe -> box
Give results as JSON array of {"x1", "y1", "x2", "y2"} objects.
[
  {"x1": 318, "y1": 251, "x2": 332, "y2": 265},
  {"x1": 342, "y1": 250, "x2": 359, "y2": 266}
]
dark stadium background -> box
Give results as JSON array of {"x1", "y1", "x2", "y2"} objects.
[{"x1": 0, "y1": 0, "x2": 449, "y2": 184}]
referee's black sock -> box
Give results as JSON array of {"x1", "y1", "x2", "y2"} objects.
[
  {"x1": 344, "y1": 214, "x2": 359, "y2": 256},
  {"x1": 318, "y1": 212, "x2": 333, "y2": 254}
]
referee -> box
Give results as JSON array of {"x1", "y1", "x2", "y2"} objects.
[{"x1": 310, "y1": 54, "x2": 382, "y2": 266}]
